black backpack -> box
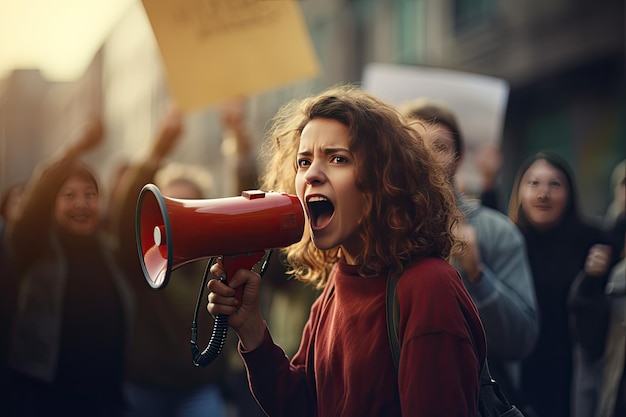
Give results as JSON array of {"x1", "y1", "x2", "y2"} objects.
[{"x1": 385, "y1": 271, "x2": 525, "y2": 417}]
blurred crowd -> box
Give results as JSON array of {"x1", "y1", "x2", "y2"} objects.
[{"x1": 0, "y1": 91, "x2": 624, "y2": 417}]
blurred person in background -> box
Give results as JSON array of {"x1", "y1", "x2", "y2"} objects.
[
  {"x1": 475, "y1": 144, "x2": 504, "y2": 212},
  {"x1": 401, "y1": 98, "x2": 539, "y2": 415},
  {"x1": 0, "y1": 181, "x2": 26, "y2": 415},
  {"x1": 0, "y1": 183, "x2": 26, "y2": 226},
  {"x1": 508, "y1": 150, "x2": 613, "y2": 417},
  {"x1": 603, "y1": 159, "x2": 625, "y2": 230},
  {"x1": 108, "y1": 105, "x2": 264, "y2": 417},
  {"x1": 568, "y1": 212, "x2": 625, "y2": 417},
  {"x1": 3, "y1": 119, "x2": 133, "y2": 417},
  {"x1": 219, "y1": 97, "x2": 259, "y2": 195}
]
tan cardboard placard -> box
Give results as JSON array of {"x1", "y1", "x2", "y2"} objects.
[{"x1": 142, "y1": 0, "x2": 320, "y2": 111}]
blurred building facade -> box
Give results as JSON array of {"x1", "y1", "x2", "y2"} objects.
[{"x1": 1, "y1": 0, "x2": 623, "y2": 216}]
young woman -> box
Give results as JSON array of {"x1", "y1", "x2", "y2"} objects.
[
  {"x1": 207, "y1": 86, "x2": 486, "y2": 416},
  {"x1": 508, "y1": 150, "x2": 612, "y2": 417}
]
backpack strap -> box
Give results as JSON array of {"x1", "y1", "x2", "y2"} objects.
[
  {"x1": 385, "y1": 267, "x2": 491, "y2": 379},
  {"x1": 384, "y1": 265, "x2": 523, "y2": 417},
  {"x1": 385, "y1": 269, "x2": 401, "y2": 371}
]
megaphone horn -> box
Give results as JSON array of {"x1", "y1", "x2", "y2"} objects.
[{"x1": 136, "y1": 184, "x2": 305, "y2": 290}]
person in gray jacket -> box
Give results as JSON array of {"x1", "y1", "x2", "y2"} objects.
[{"x1": 402, "y1": 98, "x2": 539, "y2": 413}]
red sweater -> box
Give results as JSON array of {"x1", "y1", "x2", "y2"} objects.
[{"x1": 241, "y1": 257, "x2": 486, "y2": 416}]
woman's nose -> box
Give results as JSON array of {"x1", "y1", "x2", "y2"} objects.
[
  {"x1": 536, "y1": 185, "x2": 549, "y2": 199},
  {"x1": 73, "y1": 195, "x2": 88, "y2": 207},
  {"x1": 304, "y1": 161, "x2": 326, "y2": 185}
]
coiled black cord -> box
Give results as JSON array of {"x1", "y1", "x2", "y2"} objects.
[{"x1": 190, "y1": 251, "x2": 273, "y2": 367}]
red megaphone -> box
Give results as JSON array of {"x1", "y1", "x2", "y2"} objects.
[{"x1": 136, "y1": 184, "x2": 305, "y2": 290}]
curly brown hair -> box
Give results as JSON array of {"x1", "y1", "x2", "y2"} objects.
[{"x1": 260, "y1": 85, "x2": 463, "y2": 289}]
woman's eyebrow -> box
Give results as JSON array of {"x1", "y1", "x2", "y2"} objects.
[{"x1": 297, "y1": 147, "x2": 351, "y2": 156}]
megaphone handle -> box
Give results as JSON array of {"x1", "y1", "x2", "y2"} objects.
[
  {"x1": 191, "y1": 251, "x2": 266, "y2": 367},
  {"x1": 220, "y1": 252, "x2": 266, "y2": 309}
]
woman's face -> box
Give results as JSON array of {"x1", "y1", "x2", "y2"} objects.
[
  {"x1": 295, "y1": 118, "x2": 365, "y2": 264},
  {"x1": 519, "y1": 159, "x2": 569, "y2": 231},
  {"x1": 54, "y1": 175, "x2": 100, "y2": 236}
]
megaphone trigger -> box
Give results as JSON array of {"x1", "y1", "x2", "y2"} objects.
[{"x1": 218, "y1": 251, "x2": 266, "y2": 309}]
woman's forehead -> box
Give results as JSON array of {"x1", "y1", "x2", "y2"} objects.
[
  {"x1": 60, "y1": 174, "x2": 98, "y2": 190},
  {"x1": 524, "y1": 159, "x2": 564, "y2": 178},
  {"x1": 298, "y1": 118, "x2": 351, "y2": 150}
]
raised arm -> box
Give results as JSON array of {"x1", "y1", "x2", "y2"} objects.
[
  {"x1": 107, "y1": 106, "x2": 184, "y2": 276},
  {"x1": 568, "y1": 244, "x2": 613, "y2": 361},
  {"x1": 219, "y1": 98, "x2": 258, "y2": 194},
  {"x1": 8, "y1": 118, "x2": 104, "y2": 266}
]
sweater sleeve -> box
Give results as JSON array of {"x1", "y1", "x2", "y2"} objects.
[
  {"x1": 464, "y1": 207, "x2": 539, "y2": 359},
  {"x1": 399, "y1": 331, "x2": 483, "y2": 416},
  {"x1": 240, "y1": 305, "x2": 321, "y2": 417},
  {"x1": 397, "y1": 259, "x2": 486, "y2": 416}
]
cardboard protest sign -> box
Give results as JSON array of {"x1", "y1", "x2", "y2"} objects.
[{"x1": 142, "y1": 0, "x2": 320, "y2": 111}]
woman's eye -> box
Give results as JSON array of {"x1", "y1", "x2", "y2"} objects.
[
  {"x1": 331, "y1": 156, "x2": 347, "y2": 164},
  {"x1": 297, "y1": 159, "x2": 310, "y2": 168}
]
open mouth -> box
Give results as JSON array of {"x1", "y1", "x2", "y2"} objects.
[{"x1": 307, "y1": 196, "x2": 335, "y2": 229}]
